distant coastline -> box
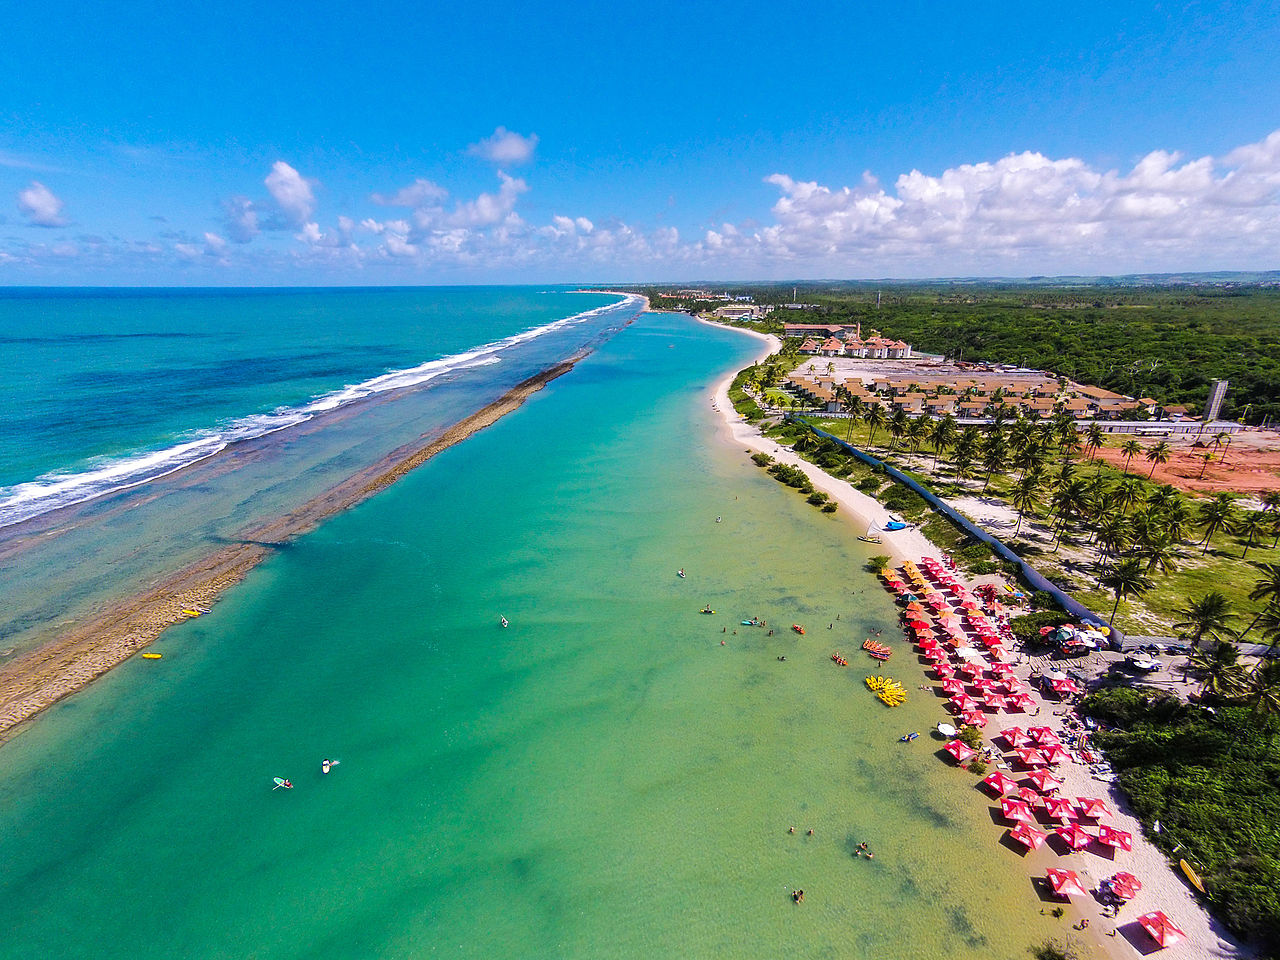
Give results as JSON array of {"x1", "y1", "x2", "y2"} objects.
[{"x1": 0, "y1": 352, "x2": 593, "y2": 743}]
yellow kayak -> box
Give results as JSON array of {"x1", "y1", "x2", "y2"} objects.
[
  {"x1": 181, "y1": 609, "x2": 202, "y2": 617},
  {"x1": 1179, "y1": 859, "x2": 1206, "y2": 894},
  {"x1": 142, "y1": 652, "x2": 163, "y2": 660}
]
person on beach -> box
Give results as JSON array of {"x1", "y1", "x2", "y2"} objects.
[
  {"x1": 500, "y1": 616, "x2": 508, "y2": 628},
  {"x1": 789, "y1": 826, "x2": 795, "y2": 834}
]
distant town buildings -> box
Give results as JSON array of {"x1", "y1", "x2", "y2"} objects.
[
  {"x1": 788, "y1": 322, "x2": 913, "y2": 359},
  {"x1": 713, "y1": 303, "x2": 773, "y2": 320}
]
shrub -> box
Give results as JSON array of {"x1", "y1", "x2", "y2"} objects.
[
  {"x1": 1011, "y1": 611, "x2": 1069, "y2": 646},
  {"x1": 856, "y1": 476, "x2": 881, "y2": 493},
  {"x1": 1031, "y1": 941, "x2": 1077, "y2": 960},
  {"x1": 821, "y1": 502, "x2": 838, "y2": 513},
  {"x1": 866, "y1": 555, "x2": 891, "y2": 573},
  {"x1": 957, "y1": 725, "x2": 983, "y2": 748},
  {"x1": 1030, "y1": 590, "x2": 1060, "y2": 611},
  {"x1": 750, "y1": 452, "x2": 774, "y2": 467},
  {"x1": 970, "y1": 560, "x2": 998, "y2": 575},
  {"x1": 958, "y1": 542, "x2": 995, "y2": 563},
  {"x1": 806, "y1": 492, "x2": 830, "y2": 506},
  {"x1": 967, "y1": 758, "x2": 988, "y2": 775}
]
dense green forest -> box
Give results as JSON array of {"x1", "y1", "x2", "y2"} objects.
[
  {"x1": 1081, "y1": 686, "x2": 1280, "y2": 955},
  {"x1": 621, "y1": 282, "x2": 1280, "y2": 423}
]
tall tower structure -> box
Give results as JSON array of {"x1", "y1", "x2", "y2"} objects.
[{"x1": 1204, "y1": 379, "x2": 1229, "y2": 421}]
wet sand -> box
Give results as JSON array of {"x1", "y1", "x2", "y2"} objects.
[{"x1": 0, "y1": 354, "x2": 586, "y2": 742}]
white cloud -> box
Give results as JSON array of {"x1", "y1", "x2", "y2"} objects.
[
  {"x1": 695, "y1": 129, "x2": 1280, "y2": 273},
  {"x1": 467, "y1": 127, "x2": 539, "y2": 165},
  {"x1": 372, "y1": 178, "x2": 448, "y2": 207},
  {"x1": 447, "y1": 172, "x2": 528, "y2": 227},
  {"x1": 264, "y1": 161, "x2": 316, "y2": 224},
  {"x1": 17, "y1": 181, "x2": 68, "y2": 227},
  {"x1": 222, "y1": 196, "x2": 259, "y2": 243}
]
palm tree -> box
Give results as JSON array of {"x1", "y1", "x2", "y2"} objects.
[
  {"x1": 887, "y1": 408, "x2": 909, "y2": 452},
  {"x1": 1100, "y1": 557, "x2": 1154, "y2": 625},
  {"x1": 1238, "y1": 563, "x2": 1280, "y2": 640},
  {"x1": 844, "y1": 394, "x2": 864, "y2": 442},
  {"x1": 1059, "y1": 431, "x2": 1082, "y2": 464},
  {"x1": 1237, "y1": 512, "x2": 1270, "y2": 559},
  {"x1": 906, "y1": 416, "x2": 930, "y2": 457},
  {"x1": 1144, "y1": 440, "x2": 1172, "y2": 479},
  {"x1": 1197, "y1": 451, "x2": 1214, "y2": 480},
  {"x1": 1114, "y1": 476, "x2": 1147, "y2": 515},
  {"x1": 929, "y1": 415, "x2": 957, "y2": 473},
  {"x1": 1186, "y1": 641, "x2": 1248, "y2": 699},
  {"x1": 1119, "y1": 438, "x2": 1143, "y2": 475},
  {"x1": 1197, "y1": 493, "x2": 1240, "y2": 554},
  {"x1": 1171, "y1": 591, "x2": 1235, "y2": 648},
  {"x1": 1084, "y1": 423, "x2": 1105, "y2": 462},
  {"x1": 1010, "y1": 475, "x2": 1041, "y2": 539},
  {"x1": 863, "y1": 403, "x2": 886, "y2": 449},
  {"x1": 1244, "y1": 660, "x2": 1280, "y2": 721},
  {"x1": 980, "y1": 433, "x2": 1009, "y2": 493}
]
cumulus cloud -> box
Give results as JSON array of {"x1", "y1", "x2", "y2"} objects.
[
  {"x1": 264, "y1": 161, "x2": 316, "y2": 224},
  {"x1": 222, "y1": 196, "x2": 260, "y2": 243},
  {"x1": 467, "y1": 127, "x2": 539, "y2": 165},
  {"x1": 17, "y1": 181, "x2": 68, "y2": 227},
  {"x1": 693, "y1": 130, "x2": 1280, "y2": 274},
  {"x1": 372, "y1": 178, "x2": 448, "y2": 207}
]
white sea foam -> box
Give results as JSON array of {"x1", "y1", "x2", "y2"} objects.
[{"x1": 0, "y1": 295, "x2": 641, "y2": 528}]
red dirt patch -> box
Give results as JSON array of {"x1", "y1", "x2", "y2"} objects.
[{"x1": 1092, "y1": 431, "x2": 1280, "y2": 496}]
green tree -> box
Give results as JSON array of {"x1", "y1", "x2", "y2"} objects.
[
  {"x1": 1100, "y1": 557, "x2": 1154, "y2": 625},
  {"x1": 887, "y1": 408, "x2": 909, "y2": 452},
  {"x1": 929, "y1": 415, "x2": 957, "y2": 473},
  {"x1": 1119, "y1": 438, "x2": 1143, "y2": 474},
  {"x1": 1197, "y1": 493, "x2": 1240, "y2": 554},
  {"x1": 1171, "y1": 592, "x2": 1236, "y2": 648},
  {"x1": 1186, "y1": 641, "x2": 1248, "y2": 699},
  {"x1": 1011, "y1": 475, "x2": 1041, "y2": 539},
  {"x1": 864, "y1": 403, "x2": 886, "y2": 449},
  {"x1": 1237, "y1": 511, "x2": 1270, "y2": 559},
  {"x1": 1144, "y1": 440, "x2": 1172, "y2": 479},
  {"x1": 1084, "y1": 423, "x2": 1105, "y2": 462}
]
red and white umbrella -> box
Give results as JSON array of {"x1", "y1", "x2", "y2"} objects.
[
  {"x1": 960, "y1": 710, "x2": 988, "y2": 728},
  {"x1": 1007, "y1": 692, "x2": 1037, "y2": 712},
  {"x1": 1110, "y1": 872, "x2": 1142, "y2": 900},
  {"x1": 1016, "y1": 786, "x2": 1044, "y2": 807},
  {"x1": 924, "y1": 649, "x2": 948, "y2": 663},
  {"x1": 1027, "y1": 725, "x2": 1055, "y2": 740},
  {"x1": 971, "y1": 677, "x2": 997, "y2": 691},
  {"x1": 1075, "y1": 797, "x2": 1112, "y2": 819},
  {"x1": 1056, "y1": 822, "x2": 1094, "y2": 850},
  {"x1": 943, "y1": 739, "x2": 976, "y2": 764},
  {"x1": 1042, "y1": 796, "x2": 1076, "y2": 821},
  {"x1": 982, "y1": 692, "x2": 1008, "y2": 711},
  {"x1": 1045, "y1": 867, "x2": 1088, "y2": 898},
  {"x1": 1001, "y1": 678, "x2": 1027, "y2": 695},
  {"x1": 1138, "y1": 911, "x2": 1186, "y2": 948},
  {"x1": 933, "y1": 662, "x2": 955, "y2": 678},
  {"x1": 941, "y1": 678, "x2": 967, "y2": 695},
  {"x1": 1050, "y1": 678, "x2": 1080, "y2": 696},
  {"x1": 1015, "y1": 747, "x2": 1049, "y2": 767},
  {"x1": 1095, "y1": 824, "x2": 1133, "y2": 851},
  {"x1": 950, "y1": 694, "x2": 979, "y2": 713},
  {"x1": 1041, "y1": 743, "x2": 1070, "y2": 765},
  {"x1": 1026, "y1": 769, "x2": 1063, "y2": 793},
  {"x1": 1009, "y1": 821, "x2": 1048, "y2": 850},
  {"x1": 1000, "y1": 796, "x2": 1036, "y2": 823},
  {"x1": 1031, "y1": 728, "x2": 1062, "y2": 747},
  {"x1": 982, "y1": 771, "x2": 1020, "y2": 795},
  {"x1": 1000, "y1": 726, "x2": 1030, "y2": 748},
  {"x1": 959, "y1": 662, "x2": 984, "y2": 679}
]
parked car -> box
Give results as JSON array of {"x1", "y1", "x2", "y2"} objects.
[{"x1": 1123, "y1": 655, "x2": 1161, "y2": 673}]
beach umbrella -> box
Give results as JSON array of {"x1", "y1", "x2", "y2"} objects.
[
  {"x1": 1015, "y1": 747, "x2": 1048, "y2": 767},
  {"x1": 1056, "y1": 823, "x2": 1094, "y2": 851},
  {"x1": 955, "y1": 647, "x2": 985, "y2": 662},
  {"x1": 960, "y1": 710, "x2": 988, "y2": 728},
  {"x1": 1042, "y1": 796, "x2": 1076, "y2": 821},
  {"x1": 924, "y1": 649, "x2": 948, "y2": 664},
  {"x1": 1008, "y1": 822, "x2": 1047, "y2": 850},
  {"x1": 1000, "y1": 725, "x2": 1028, "y2": 747},
  {"x1": 985, "y1": 645, "x2": 1007, "y2": 660},
  {"x1": 910, "y1": 619, "x2": 932, "y2": 630},
  {"x1": 1050, "y1": 678, "x2": 1080, "y2": 696},
  {"x1": 1002, "y1": 678, "x2": 1027, "y2": 695},
  {"x1": 1045, "y1": 867, "x2": 1088, "y2": 899},
  {"x1": 943, "y1": 739, "x2": 976, "y2": 764},
  {"x1": 1027, "y1": 725, "x2": 1055, "y2": 740},
  {"x1": 982, "y1": 771, "x2": 1019, "y2": 795},
  {"x1": 1075, "y1": 797, "x2": 1112, "y2": 819},
  {"x1": 1016, "y1": 787, "x2": 1043, "y2": 807},
  {"x1": 1110, "y1": 872, "x2": 1142, "y2": 900},
  {"x1": 1138, "y1": 911, "x2": 1186, "y2": 949},
  {"x1": 1026, "y1": 770, "x2": 1063, "y2": 793},
  {"x1": 1000, "y1": 797, "x2": 1036, "y2": 823},
  {"x1": 982, "y1": 692, "x2": 1008, "y2": 711},
  {"x1": 942, "y1": 678, "x2": 967, "y2": 695},
  {"x1": 1041, "y1": 744, "x2": 1070, "y2": 765},
  {"x1": 970, "y1": 677, "x2": 996, "y2": 691},
  {"x1": 1096, "y1": 825, "x2": 1133, "y2": 851},
  {"x1": 959, "y1": 662, "x2": 984, "y2": 679},
  {"x1": 949, "y1": 694, "x2": 978, "y2": 712},
  {"x1": 933, "y1": 663, "x2": 955, "y2": 678},
  {"x1": 1008, "y1": 692, "x2": 1037, "y2": 712}
]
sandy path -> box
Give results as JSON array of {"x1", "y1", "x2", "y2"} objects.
[{"x1": 700, "y1": 318, "x2": 1251, "y2": 959}]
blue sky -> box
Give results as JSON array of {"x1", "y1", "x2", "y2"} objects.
[{"x1": 2, "y1": 0, "x2": 1279, "y2": 283}]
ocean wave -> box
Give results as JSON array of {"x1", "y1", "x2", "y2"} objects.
[{"x1": 0, "y1": 295, "x2": 640, "y2": 529}]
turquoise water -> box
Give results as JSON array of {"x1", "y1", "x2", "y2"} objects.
[{"x1": 0, "y1": 312, "x2": 1054, "y2": 958}]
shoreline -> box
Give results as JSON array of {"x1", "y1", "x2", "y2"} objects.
[
  {"x1": 699, "y1": 315, "x2": 1250, "y2": 960},
  {"x1": 0, "y1": 354, "x2": 588, "y2": 743},
  {"x1": 699, "y1": 316, "x2": 942, "y2": 566}
]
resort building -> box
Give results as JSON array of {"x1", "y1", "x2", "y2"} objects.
[{"x1": 712, "y1": 303, "x2": 772, "y2": 320}]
